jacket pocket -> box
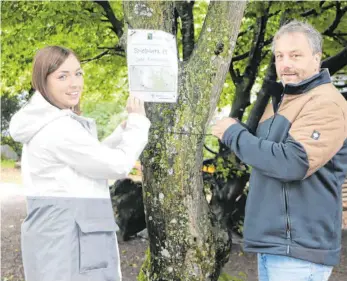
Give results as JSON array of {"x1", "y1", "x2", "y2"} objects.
[{"x1": 76, "y1": 218, "x2": 118, "y2": 273}]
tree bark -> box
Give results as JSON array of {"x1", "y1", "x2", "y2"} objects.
[{"x1": 123, "y1": 1, "x2": 246, "y2": 280}]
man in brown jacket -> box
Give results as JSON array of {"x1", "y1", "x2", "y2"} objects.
[{"x1": 213, "y1": 20, "x2": 347, "y2": 281}]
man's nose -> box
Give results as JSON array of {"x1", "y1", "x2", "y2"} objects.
[{"x1": 280, "y1": 56, "x2": 293, "y2": 70}]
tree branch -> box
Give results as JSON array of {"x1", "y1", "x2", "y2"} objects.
[
  {"x1": 321, "y1": 47, "x2": 347, "y2": 76},
  {"x1": 237, "y1": 26, "x2": 254, "y2": 38},
  {"x1": 93, "y1": 0, "x2": 123, "y2": 39},
  {"x1": 244, "y1": 4, "x2": 271, "y2": 80},
  {"x1": 299, "y1": 2, "x2": 335, "y2": 17},
  {"x1": 229, "y1": 62, "x2": 240, "y2": 84},
  {"x1": 81, "y1": 48, "x2": 125, "y2": 63},
  {"x1": 175, "y1": 1, "x2": 195, "y2": 61},
  {"x1": 96, "y1": 44, "x2": 126, "y2": 58},
  {"x1": 231, "y1": 38, "x2": 273, "y2": 63},
  {"x1": 323, "y1": 2, "x2": 347, "y2": 36},
  {"x1": 231, "y1": 52, "x2": 249, "y2": 63},
  {"x1": 229, "y1": 2, "x2": 271, "y2": 119},
  {"x1": 268, "y1": 9, "x2": 282, "y2": 18},
  {"x1": 246, "y1": 55, "x2": 277, "y2": 132},
  {"x1": 204, "y1": 144, "x2": 218, "y2": 155},
  {"x1": 335, "y1": 84, "x2": 347, "y2": 90},
  {"x1": 261, "y1": 50, "x2": 270, "y2": 61},
  {"x1": 332, "y1": 34, "x2": 347, "y2": 46},
  {"x1": 97, "y1": 45, "x2": 124, "y2": 52},
  {"x1": 81, "y1": 50, "x2": 110, "y2": 63},
  {"x1": 236, "y1": 8, "x2": 281, "y2": 35}
]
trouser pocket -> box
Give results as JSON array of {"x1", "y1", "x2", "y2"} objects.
[{"x1": 76, "y1": 218, "x2": 118, "y2": 273}]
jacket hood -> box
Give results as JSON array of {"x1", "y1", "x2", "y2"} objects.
[{"x1": 9, "y1": 92, "x2": 72, "y2": 144}]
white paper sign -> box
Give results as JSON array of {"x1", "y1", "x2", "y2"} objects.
[{"x1": 127, "y1": 29, "x2": 178, "y2": 103}]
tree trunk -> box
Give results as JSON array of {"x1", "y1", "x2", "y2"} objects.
[{"x1": 123, "y1": 1, "x2": 246, "y2": 280}]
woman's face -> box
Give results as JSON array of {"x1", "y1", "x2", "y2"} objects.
[{"x1": 46, "y1": 54, "x2": 84, "y2": 109}]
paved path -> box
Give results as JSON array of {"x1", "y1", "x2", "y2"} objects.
[{"x1": 1, "y1": 183, "x2": 347, "y2": 281}]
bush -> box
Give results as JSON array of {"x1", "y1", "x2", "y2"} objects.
[
  {"x1": 218, "y1": 272, "x2": 247, "y2": 281},
  {"x1": 1, "y1": 91, "x2": 29, "y2": 133},
  {"x1": 82, "y1": 99, "x2": 126, "y2": 140},
  {"x1": 1, "y1": 158, "x2": 16, "y2": 168},
  {"x1": 1, "y1": 135, "x2": 22, "y2": 158}
]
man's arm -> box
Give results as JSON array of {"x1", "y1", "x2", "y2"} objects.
[{"x1": 215, "y1": 98, "x2": 346, "y2": 181}]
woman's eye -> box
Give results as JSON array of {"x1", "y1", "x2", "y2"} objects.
[
  {"x1": 76, "y1": 71, "x2": 84, "y2": 77},
  {"x1": 58, "y1": 75, "x2": 67, "y2": 80}
]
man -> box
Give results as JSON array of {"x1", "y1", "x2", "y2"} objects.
[{"x1": 212, "y1": 20, "x2": 347, "y2": 281}]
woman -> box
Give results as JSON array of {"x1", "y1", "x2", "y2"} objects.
[{"x1": 9, "y1": 46, "x2": 150, "y2": 281}]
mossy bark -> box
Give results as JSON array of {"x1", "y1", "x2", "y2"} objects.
[{"x1": 123, "y1": 1, "x2": 246, "y2": 280}]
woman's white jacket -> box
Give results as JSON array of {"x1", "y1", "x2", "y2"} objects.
[{"x1": 9, "y1": 92, "x2": 151, "y2": 199}]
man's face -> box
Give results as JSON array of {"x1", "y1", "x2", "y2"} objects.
[{"x1": 274, "y1": 32, "x2": 321, "y2": 85}]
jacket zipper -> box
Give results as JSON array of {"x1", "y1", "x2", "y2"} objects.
[
  {"x1": 265, "y1": 92, "x2": 285, "y2": 139},
  {"x1": 264, "y1": 92, "x2": 291, "y2": 253},
  {"x1": 283, "y1": 184, "x2": 291, "y2": 254}
]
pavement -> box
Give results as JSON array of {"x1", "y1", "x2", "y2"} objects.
[{"x1": 1, "y1": 183, "x2": 347, "y2": 281}]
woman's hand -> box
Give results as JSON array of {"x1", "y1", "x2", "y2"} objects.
[{"x1": 126, "y1": 96, "x2": 146, "y2": 116}]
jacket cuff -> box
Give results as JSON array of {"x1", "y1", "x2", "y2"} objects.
[
  {"x1": 127, "y1": 113, "x2": 151, "y2": 129},
  {"x1": 222, "y1": 123, "x2": 246, "y2": 146}
]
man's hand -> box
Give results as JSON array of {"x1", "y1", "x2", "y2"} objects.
[{"x1": 211, "y1": 117, "x2": 237, "y2": 139}]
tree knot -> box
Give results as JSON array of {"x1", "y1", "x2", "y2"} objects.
[{"x1": 214, "y1": 42, "x2": 224, "y2": 56}]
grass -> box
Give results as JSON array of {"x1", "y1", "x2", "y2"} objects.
[
  {"x1": 1, "y1": 159, "x2": 16, "y2": 169},
  {"x1": 0, "y1": 159, "x2": 22, "y2": 183},
  {"x1": 218, "y1": 272, "x2": 247, "y2": 281}
]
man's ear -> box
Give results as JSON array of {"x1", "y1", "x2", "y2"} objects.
[
  {"x1": 313, "y1": 52, "x2": 322, "y2": 72},
  {"x1": 314, "y1": 52, "x2": 322, "y2": 64}
]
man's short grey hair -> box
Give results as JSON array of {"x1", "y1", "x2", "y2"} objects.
[{"x1": 272, "y1": 20, "x2": 322, "y2": 54}]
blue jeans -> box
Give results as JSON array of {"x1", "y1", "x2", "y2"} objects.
[{"x1": 258, "y1": 253, "x2": 333, "y2": 281}]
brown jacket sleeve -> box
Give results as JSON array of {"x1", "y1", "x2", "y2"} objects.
[{"x1": 289, "y1": 97, "x2": 346, "y2": 178}]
